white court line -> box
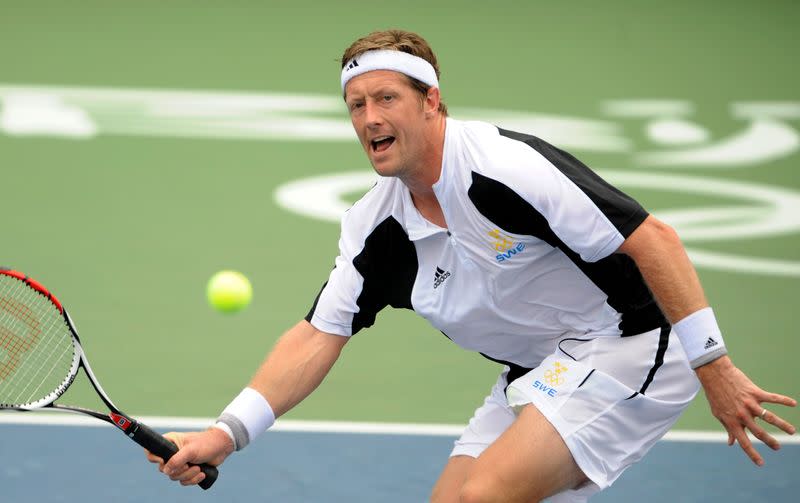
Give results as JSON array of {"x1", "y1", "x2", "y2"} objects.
[{"x1": 0, "y1": 412, "x2": 798, "y2": 444}]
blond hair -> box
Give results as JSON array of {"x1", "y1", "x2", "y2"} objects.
[{"x1": 341, "y1": 29, "x2": 447, "y2": 115}]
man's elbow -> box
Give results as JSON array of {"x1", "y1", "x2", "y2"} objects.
[
  {"x1": 646, "y1": 216, "x2": 681, "y2": 244},
  {"x1": 618, "y1": 215, "x2": 683, "y2": 258}
]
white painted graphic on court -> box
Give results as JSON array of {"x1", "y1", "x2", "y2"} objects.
[
  {"x1": 1, "y1": 85, "x2": 799, "y2": 166},
  {"x1": 1, "y1": 84, "x2": 798, "y2": 277}
]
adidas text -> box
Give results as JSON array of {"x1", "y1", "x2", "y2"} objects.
[{"x1": 433, "y1": 267, "x2": 451, "y2": 289}]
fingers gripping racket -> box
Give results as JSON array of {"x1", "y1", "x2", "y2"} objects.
[{"x1": 0, "y1": 268, "x2": 219, "y2": 489}]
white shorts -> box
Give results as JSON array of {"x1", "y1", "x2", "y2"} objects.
[{"x1": 450, "y1": 327, "x2": 700, "y2": 502}]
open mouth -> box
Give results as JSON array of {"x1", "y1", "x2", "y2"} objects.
[{"x1": 370, "y1": 136, "x2": 395, "y2": 153}]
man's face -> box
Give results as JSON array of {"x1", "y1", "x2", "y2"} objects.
[{"x1": 344, "y1": 70, "x2": 432, "y2": 178}]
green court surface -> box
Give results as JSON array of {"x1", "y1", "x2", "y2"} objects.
[{"x1": 1, "y1": 0, "x2": 798, "y2": 439}]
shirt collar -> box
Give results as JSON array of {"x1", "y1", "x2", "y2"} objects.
[
  {"x1": 399, "y1": 185, "x2": 447, "y2": 241},
  {"x1": 395, "y1": 117, "x2": 457, "y2": 241}
]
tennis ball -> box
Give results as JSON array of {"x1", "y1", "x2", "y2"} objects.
[{"x1": 206, "y1": 270, "x2": 252, "y2": 313}]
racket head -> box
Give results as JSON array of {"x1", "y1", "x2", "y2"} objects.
[{"x1": 0, "y1": 268, "x2": 82, "y2": 409}]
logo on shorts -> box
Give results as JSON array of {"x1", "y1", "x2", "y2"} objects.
[
  {"x1": 544, "y1": 361, "x2": 568, "y2": 386},
  {"x1": 532, "y1": 361, "x2": 568, "y2": 398},
  {"x1": 489, "y1": 229, "x2": 526, "y2": 263}
]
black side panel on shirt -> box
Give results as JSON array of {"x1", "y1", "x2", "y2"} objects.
[
  {"x1": 305, "y1": 216, "x2": 417, "y2": 335},
  {"x1": 497, "y1": 127, "x2": 648, "y2": 237},
  {"x1": 468, "y1": 130, "x2": 668, "y2": 335}
]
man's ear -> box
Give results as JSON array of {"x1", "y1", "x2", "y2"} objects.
[{"x1": 424, "y1": 87, "x2": 441, "y2": 117}]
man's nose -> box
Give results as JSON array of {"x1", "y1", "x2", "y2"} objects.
[{"x1": 364, "y1": 100, "x2": 382, "y2": 127}]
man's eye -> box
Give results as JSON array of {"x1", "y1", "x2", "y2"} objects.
[{"x1": 383, "y1": 95, "x2": 393, "y2": 102}]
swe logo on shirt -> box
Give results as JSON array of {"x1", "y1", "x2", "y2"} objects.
[{"x1": 489, "y1": 228, "x2": 526, "y2": 262}]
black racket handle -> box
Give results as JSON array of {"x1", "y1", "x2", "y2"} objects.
[{"x1": 130, "y1": 420, "x2": 219, "y2": 490}]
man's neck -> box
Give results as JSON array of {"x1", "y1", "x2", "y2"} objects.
[{"x1": 403, "y1": 115, "x2": 448, "y2": 228}]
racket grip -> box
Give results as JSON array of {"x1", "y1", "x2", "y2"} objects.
[{"x1": 130, "y1": 420, "x2": 219, "y2": 490}]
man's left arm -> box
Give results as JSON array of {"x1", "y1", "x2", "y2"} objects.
[{"x1": 618, "y1": 214, "x2": 796, "y2": 466}]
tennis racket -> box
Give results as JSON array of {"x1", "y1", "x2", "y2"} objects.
[{"x1": 0, "y1": 268, "x2": 219, "y2": 489}]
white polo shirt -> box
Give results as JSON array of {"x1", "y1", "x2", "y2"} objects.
[{"x1": 306, "y1": 118, "x2": 666, "y2": 372}]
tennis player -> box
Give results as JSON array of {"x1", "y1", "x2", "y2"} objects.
[{"x1": 147, "y1": 30, "x2": 796, "y2": 502}]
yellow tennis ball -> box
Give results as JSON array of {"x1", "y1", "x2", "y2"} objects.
[{"x1": 206, "y1": 270, "x2": 252, "y2": 313}]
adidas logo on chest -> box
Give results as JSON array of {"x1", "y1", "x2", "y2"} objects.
[{"x1": 433, "y1": 266, "x2": 451, "y2": 289}]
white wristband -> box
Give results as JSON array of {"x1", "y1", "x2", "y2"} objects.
[
  {"x1": 214, "y1": 387, "x2": 275, "y2": 451},
  {"x1": 672, "y1": 307, "x2": 728, "y2": 369}
]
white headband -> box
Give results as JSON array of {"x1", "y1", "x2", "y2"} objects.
[{"x1": 341, "y1": 49, "x2": 439, "y2": 91}]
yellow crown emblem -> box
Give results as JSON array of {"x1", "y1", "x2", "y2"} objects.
[
  {"x1": 488, "y1": 228, "x2": 515, "y2": 253},
  {"x1": 544, "y1": 361, "x2": 568, "y2": 386}
]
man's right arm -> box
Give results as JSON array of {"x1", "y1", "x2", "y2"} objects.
[
  {"x1": 148, "y1": 320, "x2": 349, "y2": 486},
  {"x1": 249, "y1": 319, "x2": 349, "y2": 418}
]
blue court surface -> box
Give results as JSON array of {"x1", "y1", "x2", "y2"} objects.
[{"x1": 0, "y1": 417, "x2": 797, "y2": 502}]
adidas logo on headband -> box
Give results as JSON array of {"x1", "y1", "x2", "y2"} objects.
[{"x1": 341, "y1": 49, "x2": 439, "y2": 91}]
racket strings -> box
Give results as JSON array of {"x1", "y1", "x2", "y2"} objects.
[
  {"x1": 0, "y1": 282, "x2": 73, "y2": 405},
  {"x1": 0, "y1": 276, "x2": 75, "y2": 407},
  {"x1": 0, "y1": 300, "x2": 72, "y2": 404},
  {"x1": 0, "y1": 297, "x2": 42, "y2": 378}
]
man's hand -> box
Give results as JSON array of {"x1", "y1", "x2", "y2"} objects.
[
  {"x1": 696, "y1": 355, "x2": 796, "y2": 466},
  {"x1": 145, "y1": 428, "x2": 235, "y2": 486}
]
